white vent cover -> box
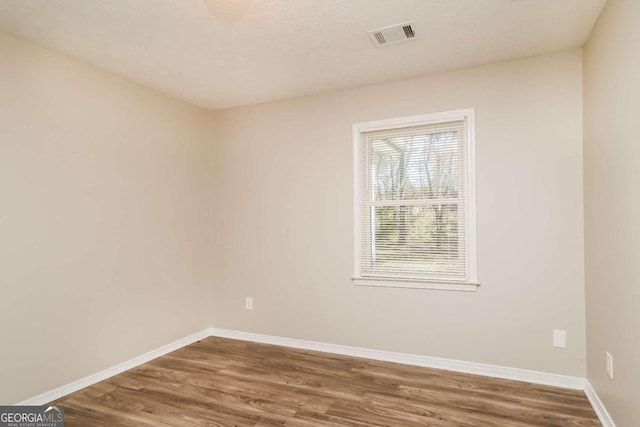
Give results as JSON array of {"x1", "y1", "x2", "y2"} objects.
[{"x1": 368, "y1": 22, "x2": 416, "y2": 47}]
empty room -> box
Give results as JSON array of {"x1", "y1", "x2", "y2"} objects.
[{"x1": 0, "y1": 0, "x2": 637, "y2": 426}]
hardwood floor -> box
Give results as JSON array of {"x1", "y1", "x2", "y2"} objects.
[{"x1": 52, "y1": 337, "x2": 600, "y2": 426}]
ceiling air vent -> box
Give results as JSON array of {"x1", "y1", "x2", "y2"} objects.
[{"x1": 368, "y1": 22, "x2": 416, "y2": 47}]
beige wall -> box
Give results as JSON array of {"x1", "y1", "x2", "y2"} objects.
[
  {"x1": 584, "y1": 0, "x2": 640, "y2": 425},
  {"x1": 0, "y1": 33, "x2": 212, "y2": 404},
  {"x1": 209, "y1": 50, "x2": 586, "y2": 376}
]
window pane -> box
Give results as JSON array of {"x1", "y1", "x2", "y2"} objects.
[
  {"x1": 370, "y1": 131, "x2": 463, "y2": 202},
  {"x1": 367, "y1": 204, "x2": 466, "y2": 278}
]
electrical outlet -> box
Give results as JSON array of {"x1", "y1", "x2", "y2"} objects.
[
  {"x1": 553, "y1": 330, "x2": 567, "y2": 348},
  {"x1": 606, "y1": 352, "x2": 613, "y2": 379},
  {"x1": 245, "y1": 297, "x2": 253, "y2": 311}
]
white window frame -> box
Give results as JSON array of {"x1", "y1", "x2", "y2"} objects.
[{"x1": 352, "y1": 109, "x2": 478, "y2": 292}]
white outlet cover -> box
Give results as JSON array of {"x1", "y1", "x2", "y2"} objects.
[
  {"x1": 245, "y1": 297, "x2": 253, "y2": 310},
  {"x1": 553, "y1": 330, "x2": 567, "y2": 348},
  {"x1": 606, "y1": 352, "x2": 613, "y2": 379}
]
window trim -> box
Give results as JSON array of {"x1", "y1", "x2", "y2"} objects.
[{"x1": 352, "y1": 109, "x2": 478, "y2": 291}]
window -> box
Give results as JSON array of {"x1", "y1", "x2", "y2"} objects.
[{"x1": 353, "y1": 109, "x2": 478, "y2": 291}]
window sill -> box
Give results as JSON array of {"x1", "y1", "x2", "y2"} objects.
[{"x1": 352, "y1": 277, "x2": 480, "y2": 292}]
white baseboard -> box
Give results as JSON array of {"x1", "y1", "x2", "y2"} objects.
[
  {"x1": 584, "y1": 380, "x2": 617, "y2": 427},
  {"x1": 208, "y1": 328, "x2": 585, "y2": 390},
  {"x1": 16, "y1": 328, "x2": 211, "y2": 405}
]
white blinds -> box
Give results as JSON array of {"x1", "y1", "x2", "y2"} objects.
[{"x1": 359, "y1": 119, "x2": 468, "y2": 281}]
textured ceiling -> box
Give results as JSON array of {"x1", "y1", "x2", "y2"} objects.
[{"x1": 0, "y1": 0, "x2": 606, "y2": 110}]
